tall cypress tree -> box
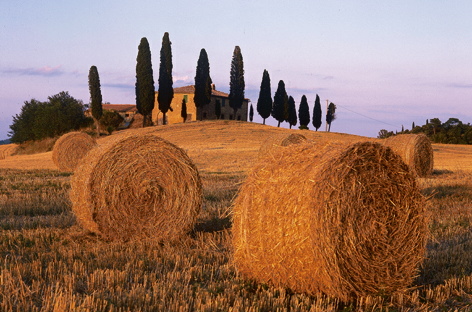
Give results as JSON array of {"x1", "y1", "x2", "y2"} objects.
[
  {"x1": 135, "y1": 37, "x2": 155, "y2": 127},
  {"x1": 158, "y1": 32, "x2": 174, "y2": 125},
  {"x1": 313, "y1": 94, "x2": 322, "y2": 131},
  {"x1": 229, "y1": 46, "x2": 245, "y2": 116},
  {"x1": 272, "y1": 80, "x2": 288, "y2": 127},
  {"x1": 326, "y1": 102, "x2": 337, "y2": 132},
  {"x1": 194, "y1": 48, "x2": 212, "y2": 121},
  {"x1": 256, "y1": 69, "x2": 272, "y2": 125},
  {"x1": 181, "y1": 98, "x2": 187, "y2": 122},
  {"x1": 249, "y1": 104, "x2": 254, "y2": 122},
  {"x1": 298, "y1": 95, "x2": 310, "y2": 129},
  {"x1": 288, "y1": 96, "x2": 297, "y2": 129},
  {"x1": 88, "y1": 65, "x2": 103, "y2": 136}
]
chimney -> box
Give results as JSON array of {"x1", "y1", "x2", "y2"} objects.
[{"x1": 211, "y1": 83, "x2": 216, "y2": 90}]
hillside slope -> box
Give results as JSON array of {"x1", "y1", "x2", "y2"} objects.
[{"x1": 0, "y1": 120, "x2": 471, "y2": 172}]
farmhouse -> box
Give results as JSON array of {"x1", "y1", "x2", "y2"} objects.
[{"x1": 152, "y1": 85, "x2": 249, "y2": 125}]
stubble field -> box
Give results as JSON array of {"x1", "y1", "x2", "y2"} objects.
[{"x1": 1, "y1": 120, "x2": 472, "y2": 311}]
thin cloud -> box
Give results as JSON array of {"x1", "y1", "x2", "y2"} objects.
[
  {"x1": 447, "y1": 82, "x2": 472, "y2": 89},
  {"x1": 1, "y1": 65, "x2": 65, "y2": 77},
  {"x1": 102, "y1": 83, "x2": 134, "y2": 90}
]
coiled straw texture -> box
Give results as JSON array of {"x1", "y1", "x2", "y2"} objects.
[
  {"x1": 233, "y1": 141, "x2": 428, "y2": 302},
  {"x1": 70, "y1": 134, "x2": 202, "y2": 241},
  {"x1": 52, "y1": 132, "x2": 97, "y2": 172}
]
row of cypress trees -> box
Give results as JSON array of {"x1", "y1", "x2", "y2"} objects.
[{"x1": 256, "y1": 70, "x2": 327, "y2": 131}]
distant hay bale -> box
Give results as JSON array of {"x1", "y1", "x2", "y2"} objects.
[
  {"x1": 52, "y1": 132, "x2": 97, "y2": 172},
  {"x1": 258, "y1": 133, "x2": 309, "y2": 158},
  {"x1": 233, "y1": 141, "x2": 428, "y2": 302},
  {"x1": 70, "y1": 134, "x2": 203, "y2": 242},
  {"x1": 383, "y1": 133, "x2": 434, "y2": 177}
]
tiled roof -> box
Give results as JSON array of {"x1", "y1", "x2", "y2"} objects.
[
  {"x1": 172, "y1": 85, "x2": 230, "y2": 98},
  {"x1": 101, "y1": 104, "x2": 137, "y2": 112}
]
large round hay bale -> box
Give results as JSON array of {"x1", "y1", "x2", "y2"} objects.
[
  {"x1": 52, "y1": 132, "x2": 97, "y2": 172},
  {"x1": 258, "y1": 133, "x2": 309, "y2": 158},
  {"x1": 233, "y1": 141, "x2": 428, "y2": 302},
  {"x1": 383, "y1": 133, "x2": 433, "y2": 177},
  {"x1": 70, "y1": 134, "x2": 202, "y2": 241}
]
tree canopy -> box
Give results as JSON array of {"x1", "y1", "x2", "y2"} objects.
[
  {"x1": 287, "y1": 96, "x2": 297, "y2": 129},
  {"x1": 378, "y1": 117, "x2": 472, "y2": 144},
  {"x1": 158, "y1": 32, "x2": 174, "y2": 125},
  {"x1": 229, "y1": 46, "x2": 245, "y2": 116},
  {"x1": 256, "y1": 69, "x2": 272, "y2": 125},
  {"x1": 9, "y1": 92, "x2": 90, "y2": 143},
  {"x1": 88, "y1": 65, "x2": 103, "y2": 135},
  {"x1": 272, "y1": 80, "x2": 288, "y2": 127},
  {"x1": 312, "y1": 94, "x2": 322, "y2": 131},
  {"x1": 194, "y1": 48, "x2": 212, "y2": 120},
  {"x1": 326, "y1": 102, "x2": 336, "y2": 132},
  {"x1": 298, "y1": 95, "x2": 310, "y2": 129},
  {"x1": 135, "y1": 37, "x2": 155, "y2": 127}
]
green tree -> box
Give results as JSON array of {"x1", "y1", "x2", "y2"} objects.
[
  {"x1": 312, "y1": 94, "x2": 322, "y2": 131},
  {"x1": 271, "y1": 80, "x2": 288, "y2": 127},
  {"x1": 256, "y1": 69, "x2": 272, "y2": 125},
  {"x1": 9, "y1": 92, "x2": 89, "y2": 143},
  {"x1": 100, "y1": 109, "x2": 124, "y2": 134},
  {"x1": 249, "y1": 104, "x2": 254, "y2": 122},
  {"x1": 194, "y1": 48, "x2": 212, "y2": 121},
  {"x1": 326, "y1": 102, "x2": 337, "y2": 132},
  {"x1": 298, "y1": 95, "x2": 310, "y2": 129},
  {"x1": 88, "y1": 65, "x2": 103, "y2": 136},
  {"x1": 287, "y1": 96, "x2": 297, "y2": 129},
  {"x1": 378, "y1": 129, "x2": 394, "y2": 139},
  {"x1": 135, "y1": 37, "x2": 155, "y2": 127},
  {"x1": 181, "y1": 98, "x2": 188, "y2": 122},
  {"x1": 229, "y1": 46, "x2": 245, "y2": 116},
  {"x1": 158, "y1": 32, "x2": 174, "y2": 125}
]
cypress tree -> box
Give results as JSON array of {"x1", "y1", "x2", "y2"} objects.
[
  {"x1": 256, "y1": 69, "x2": 272, "y2": 125},
  {"x1": 288, "y1": 96, "x2": 297, "y2": 129},
  {"x1": 88, "y1": 65, "x2": 103, "y2": 136},
  {"x1": 326, "y1": 102, "x2": 337, "y2": 132},
  {"x1": 272, "y1": 80, "x2": 288, "y2": 127},
  {"x1": 298, "y1": 95, "x2": 310, "y2": 129},
  {"x1": 215, "y1": 100, "x2": 221, "y2": 119},
  {"x1": 313, "y1": 94, "x2": 322, "y2": 131},
  {"x1": 158, "y1": 32, "x2": 174, "y2": 125},
  {"x1": 229, "y1": 46, "x2": 245, "y2": 116},
  {"x1": 249, "y1": 104, "x2": 254, "y2": 122},
  {"x1": 181, "y1": 98, "x2": 187, "y2": 122},
  {"x1": 194, "y1": 48, "x2": 212, "y2": 121},
  {"x1": 135, "y1": 37, "x2": 155, "y2": 127}
]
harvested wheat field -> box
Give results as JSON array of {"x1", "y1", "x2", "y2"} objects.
[{"x1": 1, "y1": 120, "x2": 472, "y2": 311}]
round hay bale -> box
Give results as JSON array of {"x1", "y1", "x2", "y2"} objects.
[
  {"x1": 70, "y1": 134, "x2": 203, "y2": 242},
  {"x1": 383, "y1": 133, "x2": 433, "y2": 177},
  {"x1": 52, "y1": 132, "x2": 97, "y2": 172},
  {"x1": 233, "y1": 141, "x2": 428, "y2": 302},
  {"x1": 258, "y1": 133, "x2": 309, "y2": 158}
]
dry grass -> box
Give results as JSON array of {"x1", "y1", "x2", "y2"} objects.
[
  {"x1": 384, "y1": 134, "x2": 434, "y2": 177},
  {"x1": 70, "y1": 134, "x2": 203, "y2": 242},
  {"x1": 234, "y1": 141, "x2": 428, "y2": 302},
  {"x1": 1, "y1": 121, "x2": 472, "y2": 310},
  {"x1": 52, "y1": 131, "x2": 97, "y2": 172}
]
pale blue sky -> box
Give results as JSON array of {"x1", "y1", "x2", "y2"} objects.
[{"x1": 1, "y1": 0, "x2": 471, "y2": 138}]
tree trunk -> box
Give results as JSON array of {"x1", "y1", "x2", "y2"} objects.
[
  {"x1": 143, "y1": 114, "x2": 153, "y2": 127},
  {"x1": 162, "y1": 112, "x2": 167, "y2": 125},
  {"x1": 263, "y1": 119, "x2": 266, "y2": 125},
  {"x1": 94, "y1": 118, "x2": 101, "y2": 137},
  {"x1": 277, "y1": 121, "x2": 280, "y2": 127}
]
